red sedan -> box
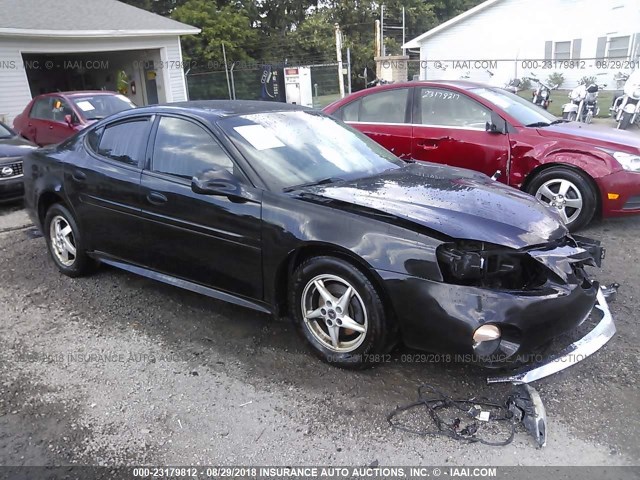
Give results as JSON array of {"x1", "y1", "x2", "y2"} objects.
[
  {"x1": 324, "y1": 81, "x2": 640, "y2": 231},
  {"x1": 13, "y1": 91, "x2": 135, "y2": 146}
]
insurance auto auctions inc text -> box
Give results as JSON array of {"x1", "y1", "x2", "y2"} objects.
[{"x1": 254, "y1": 466, "x2": 498, "y2": 478}]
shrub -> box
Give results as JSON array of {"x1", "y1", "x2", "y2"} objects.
[
  {"x1": 547, "y1": 72, "x2": 565, "y2": 88},
  {"x1": 518, "y1": 77, "x2": 532, "y2": 91},
  {"x1": 578, "y1": 75, "x2": 597, "y2": 86}
]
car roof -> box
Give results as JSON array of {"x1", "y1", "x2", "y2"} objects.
[
  {"x1": 122, "y1": 100, "x2": 310, "y2": 120},
  {"x1": 35, "y1": 91, "x2": 122, "y2": 99},
  {"x1": 374, "y1": 80, "x2": 490, "y2": 90}
]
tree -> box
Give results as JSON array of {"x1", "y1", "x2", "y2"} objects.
[
  {"x1": 119, "y1": 0, "x2": 187, "y2": 16},
  {"x1": 171, "y1": 0, "x2": 259, "y2": 70}
]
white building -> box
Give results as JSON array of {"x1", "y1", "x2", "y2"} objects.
[
  {"x1": 402, "y1": 0, "x2": 640, "y2": 90},
  {"x1": 0, "y1": 0, "x2": 199, "y2": 124}
]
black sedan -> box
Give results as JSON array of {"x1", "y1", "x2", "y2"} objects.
[
  {"x1": 23, "y1": 101, "x2": 614, "y2": 380},
  {"x1": 0, "y1": 121, "x2": 37, "y2": 203}
]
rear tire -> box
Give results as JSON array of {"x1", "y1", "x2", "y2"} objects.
[
  {"x1": 44, "y1": 203, "x2": 94, "y2": 277},
  {"x1": 290, "y1": 256, "x2": 391, "y2": 369},
  {"x1": 563, "y1": 112, "x2": 576, "y2": 122},
  {"x1": 527, "y1": 167, "x2": 597, "y2": 232}
]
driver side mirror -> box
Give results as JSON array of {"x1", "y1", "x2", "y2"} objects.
[
  {"x1": 64, "y1": 114, "x2": 75, "y2": 128},
  {"x1": 191, "y1": 168, "x2": 245, "y2": 200},
  {"x1": 485, "y1": 112, "x2": 508, "y2": 134}
]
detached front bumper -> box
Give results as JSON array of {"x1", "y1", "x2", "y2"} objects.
[{"x1": 487, "y1": 288, "x2": 615, "y2": 384}]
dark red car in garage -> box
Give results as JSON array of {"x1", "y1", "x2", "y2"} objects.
[
  {"x1": 324, "y1": 81, "x2": 640, "y2": 231},
  {"x1": 13, "y1": 91, "x2": 135, "y2": 146}
]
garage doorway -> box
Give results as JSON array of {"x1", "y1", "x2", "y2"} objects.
[{"x1": 21, "y1": 50, "x2": 163, "y2": 106}]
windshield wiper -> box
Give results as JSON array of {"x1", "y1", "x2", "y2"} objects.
[
  {"x1": 526, "y1": 119, "x2": 565, "y2": 128},
  {"x1": 283, "y1": 177, "x2": 345, "y2": 192}
]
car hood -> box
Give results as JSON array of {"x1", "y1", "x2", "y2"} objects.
[
  {"x1": 303, "y1": 163, "x2": 567, "y2": 249},
  {"x1": 0, "y1": 136, "x2": 37, "y2": 159},
  {"x1": 537, "y1": 122, "x2": 640, "y2": 152}
]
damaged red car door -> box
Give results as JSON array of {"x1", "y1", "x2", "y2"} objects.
[{"x1": 337, "y1": 87, "x2": 413, "y2": 159}]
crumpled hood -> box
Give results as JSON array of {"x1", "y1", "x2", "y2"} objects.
[
  {"x1": 0, "y1": 136, "x2": 37, "y2": 159},
  {"x1": 305, "y1": 163, "x2": 567, "y2": 249},
  {"x1": 537, "y1": 122, "x2": 640, "y2": 153}
]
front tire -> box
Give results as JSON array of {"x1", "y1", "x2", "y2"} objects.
[
  {"x1": 527, "y1": 167, "x2": 597, "y2": 232},
  {"x1": 290, "y1": 256, "x2": 390, "y2": 369},
  {"x1": 563, "y1": 112, "x2": 576, "y2": 121},
  {"x1": 44, "y1": 203, "x2": 93, "y2": 277},
  {"x1": 617, "y1": 111, "x2": 632, "y2": 130}
]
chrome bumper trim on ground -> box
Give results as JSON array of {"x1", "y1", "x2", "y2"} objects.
[{"x1": 487, "y1": 288, "x2": 616, "y2": 384}]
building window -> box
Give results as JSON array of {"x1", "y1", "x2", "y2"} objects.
[
  {"x1": 608, "y1": 36, "x2": 630, "y2": 58},
  {"x1": 554, "y1": 41, "x2": 571, "y2": 60}
]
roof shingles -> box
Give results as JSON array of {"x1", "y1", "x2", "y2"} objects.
[{"x1": 0, "y1": 0, "x2": 199, "y2": 35}]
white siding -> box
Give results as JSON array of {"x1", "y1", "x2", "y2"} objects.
[
  {"x1": 166, "y1": 37, "x2": 188, "y2": 102},
  {"x1": 0, "y1": 34, "x2": 189, "y2": 124},
  {"x1": 415, "y1": 0, "x2": 640, "y2": 89}
]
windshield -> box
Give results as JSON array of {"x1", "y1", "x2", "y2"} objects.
[
  {"x1": 0, "y1": 122, "x2": 14, "y2": 138},
  {"x1": 470, "y1": 87, "x2": 558, "y2": 126},
  {"x1": 72, "y1": 94, "x2": 136, "y2": 121},
  {"x1": 218, "y1": 110, "x2": 404, "y2": 191}
]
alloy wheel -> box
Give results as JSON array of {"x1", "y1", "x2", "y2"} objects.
[
  {"x1": 49, "y1": 215, "x2": 77, "y2": 267},
  {"x1": 535, "y1": 179, "x2": 583, "y2": 225},
  {"x1": 301, "y1": 274, "x2": 368, "y2": 353}
]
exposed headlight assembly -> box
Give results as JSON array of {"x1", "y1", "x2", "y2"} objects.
[{"x1": 436, "y1": 241, "x2": 547, "y2": 290}]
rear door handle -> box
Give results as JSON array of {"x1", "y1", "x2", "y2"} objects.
[
  {"x1": 147, "y1": 191, "x2": 168, "y2": 205},
  {"x1": 71, "y1": 170, "x2": 86, "y2": 182},
  {"x1": 48, "y1": 125, "x2": 54, "y2": 130}
]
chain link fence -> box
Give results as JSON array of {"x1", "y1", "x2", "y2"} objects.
[{"x1": 186, "y1": 63, "x2": 342, "y2": 109}]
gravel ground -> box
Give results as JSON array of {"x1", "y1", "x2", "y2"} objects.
[{"x1": 0, "y1": 200, "x2": 638, "y2": 468}]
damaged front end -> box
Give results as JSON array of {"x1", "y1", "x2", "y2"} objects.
[{"x1": 433, "y1": 234, "x2": 615, "y2": 382}]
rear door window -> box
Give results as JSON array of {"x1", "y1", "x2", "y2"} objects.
[
  {"x1": 336, "y1": 88, "x2": 410, "y2": 124},
  {"x1": 30, "y1": 98, "x2": 54, "y2": 120},
  {"x1": 96, "y1": 118, "x2": 151, "y2": 167}
]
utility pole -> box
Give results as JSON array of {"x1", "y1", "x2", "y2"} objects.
[
  {"x1": 380, "y1": 5, "x2": 385, "y2": 57},
  {"x1": 375, "y1": 20, "x2": 381, "y2": 58},
  {"x1": 402, "y1": 7, "x2": 406, "y2": 56},
  {"x1": 335, "y1": 23, "x2": 345, "y2": 98},
  {"x1": 346, "y1": 47, "x2": 352, "y2": 94},
  {"x1": 221, "y1": 42, "x2": 231, "y2": 100}
]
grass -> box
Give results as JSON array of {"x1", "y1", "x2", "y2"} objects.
[
  {"x1": 518, "y1": 89, "x2": 615, "y2": 118},
  {"x1": 313, "y1": 93, "x2": 342, "y2": 109}
]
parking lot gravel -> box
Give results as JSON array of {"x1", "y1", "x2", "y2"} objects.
[{"x1": 0, "y1": 201, "x2": 638, "y2": 468}]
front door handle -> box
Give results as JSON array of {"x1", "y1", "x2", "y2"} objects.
[
  {"x1": 417, "y1": 141, "x2": 439, "y2": 151},
  {"x1": 48, "y1": 125, "x2": 54, "y2": 129},
  {"x1": 416, "y1": 136, "x2": 449, "y2": 151},
  {"x1": 147, "y1": 191, "x2": 168, "y2": 205},
  {"x1": 71, "y1": 170, "x2": 86, "y2": 182}
]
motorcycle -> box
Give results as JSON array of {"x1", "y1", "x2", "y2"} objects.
[
  {"x1": 529, "y1": 76, "x2": 557, "y2": 109},
  {"x1": 562, "y1": 82, "x2": 606, "y2": 123},
  {"x1": 610, "y1": 70, "x2": 640, "y2": 130}
]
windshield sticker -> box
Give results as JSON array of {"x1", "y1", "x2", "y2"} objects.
[
  {"x1": 234, "y1": 125, "x2": 285, "y2": 150},
  {"x1": 422, "y1": 90, "x2": 460, "y2": 100},
  {"x1": 76, "y1": 101, "x2": 96, "y2": 112}
]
